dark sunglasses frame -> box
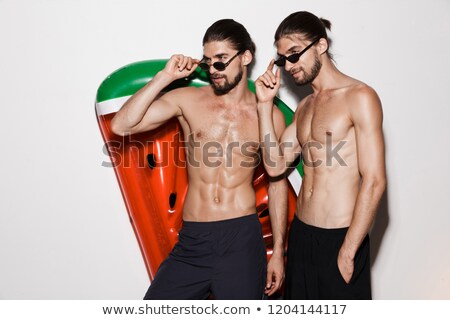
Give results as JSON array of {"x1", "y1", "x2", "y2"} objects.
[
  {"x1": 199, "y1": 50, "x2": 243, "y2": 72},
  {"x1": 274, "y1": 38, "x2": 321, "y2": 67}
]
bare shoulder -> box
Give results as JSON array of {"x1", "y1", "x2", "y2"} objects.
[
  {"x1": 349, "y1": 82, "x2": 380, "y2": 102},
  {"x1": 347, "y1": 82, "x2": 383, "y2": 123},
  {"x1": 160, "y1": 85, "x2": 209, "y2": 111},
  {"x1": 161, "y1": 85, "x2": 206, "y2": 100}
]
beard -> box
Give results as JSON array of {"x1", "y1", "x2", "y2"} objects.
[
  {"x1": 292, "y1": 54, "x2": 322, "y2": 86},
  {"x1": 210, "y1": 68, "x2": 244, "y2": 95}
]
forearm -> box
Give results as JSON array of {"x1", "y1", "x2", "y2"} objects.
[
  {"x1": 341, "y1": 176, "x2": 386, "y2": 258},
  {"x1": 268, "y1": 177, "x2": 288, "y2": 257},
  {"x1": 111, "y1": 71, "x2": 173, "y2": 135},
  {"x1": 257, "y1": 101, "x2": 286, "y2": 177}
]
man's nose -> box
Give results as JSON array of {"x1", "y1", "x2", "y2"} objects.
[{"x1": 284, "y1": 61, "x2": 294, "y2": 72}]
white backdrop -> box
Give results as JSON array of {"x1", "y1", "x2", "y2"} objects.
[{"x1": 1, "y1": 0, "x2": 449, "y2": 299}]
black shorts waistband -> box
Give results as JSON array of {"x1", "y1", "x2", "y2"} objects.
[
  {"x1": 182, "y1": 213, "x2": 259, "y2": 231},
  {"x1": 294, "y1": 216, "x2": 349, "y2": 236}
]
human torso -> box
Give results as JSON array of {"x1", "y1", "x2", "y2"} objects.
[
  {"x1": 175, "y1": 86, "x2": 260, "y2": 222},
  {"x1": 296, "y1": 84, "x2": 362, "y2": 228}
]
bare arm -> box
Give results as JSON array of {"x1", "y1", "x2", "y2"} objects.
[
  {"x1": 338, "y1": 86, "x2": 387, "y2": 283},
  {"x1": 256, "y1": 60, "x2": 302, "y2": 177},
  {"x1": 110, "y1": 55, "x2": 199, "y2": 136},
  {"x1": 265, "y1": 108, "x2": 288, "y2": 296}
]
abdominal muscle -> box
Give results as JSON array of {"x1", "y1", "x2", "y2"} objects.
[
  {"x1": 297, "y1": 164, "x2": 360, "y2": 228},
  {"x1": 182, "y1": 164, "x2": 257, "y2": 222}
]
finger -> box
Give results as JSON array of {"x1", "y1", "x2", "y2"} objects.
[
  {"x1": 272, "y1": 70, "x2": 281, "y2": 91},
  {"x1": 262, "y1": 73, "x2": 275, "y2": 89},
  {"x1": 266, "y1": 70, "x2": 277, "y2": 86},
  {"x1": 267, "y1": 59, "x2": 275, "y2": 71},
  {"x1": 266, "y1": 282, "x2": 277, "y2": 296},
  {"x1": 169, "y1": 54, "x2": 181, "y2": 69},
  {"x1": 178, "y1": 56, "x2": 189, "y2": 71},
  {"x1": 185, "y1": 58, "x2": 201, "y2": 73},
  {"x1": 257, "y1": 75, "x2": 271, "y2": 88},
  {"x1": 346, "y1": 270, "x2": 354, "y2": 284},
  {"x1": 266, "y1": 288, "x2": 275, "y2": 296},
  {"x1": 186, "y1": 57, "x2": 195, "y2": 71},
  {"x1": 275, "y1": 67, "x2": 281, "y2": 83},
  {"x1": 173, "y1": 54, "x2": 183, "y2": 66},
  {"x1": 181, "y1": 55, "x2": 191, "y2": 71},
  {"x1": 188, "y1": 57, "x2": 200, "y2": 70},
  {"x1": 172, "y1": 54, "x2": 182, "y2": 70},
  {"x1": 273, "y1": 274, "x2": 282, "y2": 291}
]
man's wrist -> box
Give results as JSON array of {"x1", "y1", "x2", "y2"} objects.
[
  {"x1": 271, "y1": 245, "x2": 285, "y2": 258},
  {"x1": 340, "y1": 238, "x2": 358, "y2": 260},
  {"x1": 257, "y1": 101, "x2": 273, "y2": 112},
  {"x1": 154, "y1": 70, "x2": 176, "y2": 85}
]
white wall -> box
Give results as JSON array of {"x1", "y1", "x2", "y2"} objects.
[{"x1": 0, "y1": 0, "x2": 449, "y2": 299}]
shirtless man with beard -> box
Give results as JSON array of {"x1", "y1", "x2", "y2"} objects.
[
  {"x1": 256, "y1": 11, "x2": 386, "y2": 299},
  {"x1": 111, "y1": 19, "x2": 287, "y2": 299}
]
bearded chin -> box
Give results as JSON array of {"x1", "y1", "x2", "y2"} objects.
[
  {"x1": 212, "y1": 69, "x2": 244, "y2": 95},
  {"x1": 295, "y1": 57, "x2": 322, "y2": 86}
]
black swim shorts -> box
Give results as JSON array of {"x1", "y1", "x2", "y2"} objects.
[
  {"x1": 285, "y1": 216, "x2": 371, "y2": 300},
  {"x1": 144, "y1": 214, "x2": 267, "y2": 299}
]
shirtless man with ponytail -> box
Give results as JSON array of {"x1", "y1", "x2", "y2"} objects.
[
  {"x1": 112, "y1": 19, "x2": 287, "y2": 300},
  {"x1": 256, "y1": 11, "x2": 386, "y2": 299}
]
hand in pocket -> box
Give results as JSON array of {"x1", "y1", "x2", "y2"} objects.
[{"x1": 337, "y1": 250, "x2": 354, "y2": 284}]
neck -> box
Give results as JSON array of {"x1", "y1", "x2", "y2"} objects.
[
  {"x1": 310, "y1": 57, "x2": 345, "y2": 93},
  {"x1": 214, "y1": 73, "x2": 253, "y2": 105}
]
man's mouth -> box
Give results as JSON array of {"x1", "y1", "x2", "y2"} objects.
[
  {"x1": 290, "y1": 68, "x2": 302, "y2": 76},
  {"x1": 211, "y1": 76, "x2": 225, "y2": 84}
]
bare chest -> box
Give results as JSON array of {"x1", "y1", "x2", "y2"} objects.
[
  {"x1": 183, "y1": 103, "x2": 260, "y2": 154},
  {"x1": 297, "y1": 96, "x2": 352, "y2": 146}
]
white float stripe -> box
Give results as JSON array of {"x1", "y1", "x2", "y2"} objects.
[
  {"x1": 288, "y1": 170, "x2": 302, "y2": 195},
  {"x1": 95, "y1": 95, "x2": 131, "y2": 116}
]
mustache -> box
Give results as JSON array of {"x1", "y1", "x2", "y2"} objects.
[
  {"x1": 290, "y1": 67, "x2": 303, "y2": 75},
  {"x1": 210, "y1": 74, "x2": 225, "y2": 79}
]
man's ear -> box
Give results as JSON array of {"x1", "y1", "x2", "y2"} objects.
[
  {"x1": 317, "y1": 38, "x2": 329, "y2": 55},
  {"x1": 242, "y1": 49, "x2": 253, "y2": 66}
]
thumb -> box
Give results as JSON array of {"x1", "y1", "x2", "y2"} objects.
[{"x1": 266, "y1": 271, "x2": 273, "y2": 288}]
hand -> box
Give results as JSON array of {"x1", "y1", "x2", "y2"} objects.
[
  {"x1": 337, "y1": 249, "x2": 354, "y2": 284},
  {"x1": 161, "y1": 54, "x2": 200, "y2": 81},
  {"x1": 255, "y1": 60, "x2": 281, "y2": 104},
  {"x1": 265, "y1": 253, "x2": 285, "y2": 296}
]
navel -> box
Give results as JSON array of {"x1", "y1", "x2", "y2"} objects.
[{"x1": 214, "y1": 197, "x2": 220, "y2": 203}]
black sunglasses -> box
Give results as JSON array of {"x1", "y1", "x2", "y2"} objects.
[
  {"x1": 199, "y1": 50, "x2": 243, "y2": 72},
  {"x1": 274, "y1": 38, "x2": 320, "y2": 67}
]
